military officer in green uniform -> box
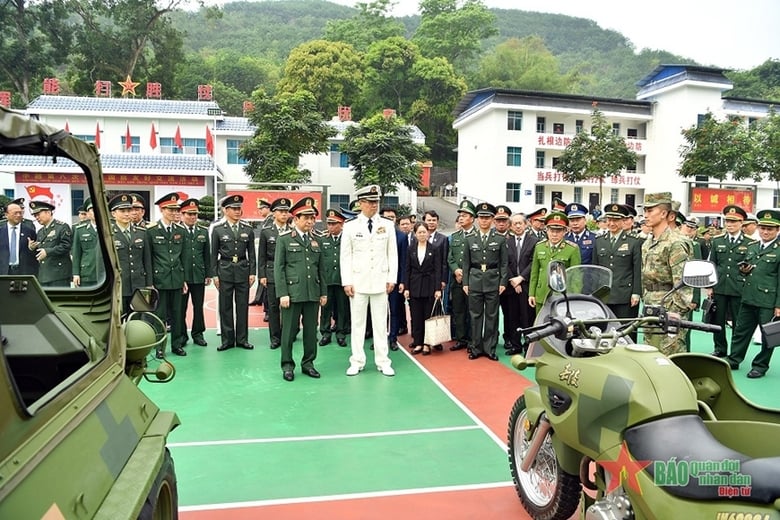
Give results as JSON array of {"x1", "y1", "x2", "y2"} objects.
[
  {"x1": 528, "y1": 211, "x2": 581, "y2": 311},
  {"x1": 462, "y1": 202, "x2": 508, "y2": 360},
  {"x1": 275, "y1": 197, "x2": 327, "y2": 381},
  {"x1": 179, "y1": 199, "x2": 211, "y2": 347},
  {"x1": 726, "y1": 209, "x2": 780, "y2": 378},
  {"x1": 28, "y1": 200, "x2": 73, "y2": 287},
  {"x1": 211, "y1": 195, "x2": 256, "y2": 351},
  {"x1": 527, "y1": 207, "x2": 548, "y2": 240},
  {"x1": 707, "y1": 204, "x2": 755, "y2": 358},
  {"x1": 258, "y1": 197, "x2": 291, "y2": 349},
  {"x1": 446, "y1": 199, "x2": 477, "y2": 351},
  {"x1": 147, "y1": 193, "x2": 187, "y2": 358},
  {"x1": 319, "y1": 208, "x2": 349, "y2": 347},
  {"x1": 109, "y1": 194, "x2": 153, "y2": 313},
  {"x1": 641, "y1": 192, "x2": 692, "y2": 355},
  {"x1": 71, "y1": 197, "x2": 103, "y2": 287}
]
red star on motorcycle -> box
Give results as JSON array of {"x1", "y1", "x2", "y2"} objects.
[{"x1": 599, "y1": 442, "x2": 651, "y2": 494}]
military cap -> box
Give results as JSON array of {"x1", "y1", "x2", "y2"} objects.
[
  {"x1": 744, "y1": 213, "x2": 758, "y2": 224},
  {"x1": 77, "y1": 203, "x2": 86, "y2": 214},
  {"x1": 494, "y1": 205, "x2": 511, "y2": 220},
  {"x1": 604, "y1": 203, "x2": 630, "y2": 218},
  {"x1": 564, "y1": 202, "x2": 587, "y2": 218},
  {"x1": 108, "y1": 194, "x2": 134, "y2": 211},
  {"x1": 131, "y1": 194, "x2": 145, "y2": 208},
  {"x1": 675, "y1": 212, "x2": 686, "y2": 226},
  {"x1": 683, "y1": 217, "x2": 698, "y2": 229},
  {"x1": 476, "y1": 202, "x2": 496, "y2": 217},
  {"x1": 552, "y1": 197, "x2": 567, "y2": 212},
  {"x1": 290, "y1": 196, "x2": 318, "y2": 217},
  {"x1": 29, "y1": 200, "x2": 55, "y2": 214},
  {"x1": 757, "y1": 209, "x2": 780, "y2": 227},
  {"x1": 723, "y1": 205, "x2": 747, "y2": 221},
  {"x1": 325, "y1": 208, "x2": 346, "y2": 223},
  {"x1": 180, "y1": 199, "x2": 200, "y2": 213},
  {"x1": 220, "y1": 194, "x2": 244, "y2": 208},
  {"x1": 270, "y1": 197, "x2": 291, "y2": 211},
  {"x1": 155, "y1": 192, "x2": 180, "y2": 209},
  {"x1": 10, "y1": 197, "x2": 25, "y2": 208},
  {"x1": 597, "y1": 214, "x2": 607, "y2": 222},
  {"x1": 354, "y1": 184, "x2": 381, "y2": 201},
  {"x1": 545, "y1": 211, "x2": 569, "y2": 229},
  {"x1": 671, "y1": 200, "x2": 681, "y2": 213},
  {"x1": 622, "y1": 204, "x2": 637, "y2": 218},
  {"x1": 83, "y1": 198, "x2": 93, "y2": 211},
  {"x1": 257, "y1": 197, "x2": 271, "y2": 209},
  {"x1": 643, "y1": 192, "x2": 672, "y2": 208},
  {"x1": 527, "y1": 207, "x2": 548, "y2": 222},
  {"x1": 457, "y1": 199, "x2": 476, "y2": 216}
]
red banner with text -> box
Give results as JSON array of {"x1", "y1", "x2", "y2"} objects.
[
  {"x1": 690, "y1": 188, "x2": 754, "y2": 213},
  {"x1": 226, "y1": 190, "x2": 323, "y2": 221}
]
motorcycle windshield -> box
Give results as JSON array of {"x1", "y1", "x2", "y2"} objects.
[{"x1": 564, "y1": 264, "x2": 613, "y2": 300}]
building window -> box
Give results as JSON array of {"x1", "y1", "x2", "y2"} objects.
[
  {"x1": 535, "y1": 151, "x2": 545, "y2": 169},
  {"x1": 330, "y1": 144, "x2": 349, "y2": 168},
  {"x1": 775, "y1": 189, "x2": 780, "y2": 208},
  {"x1": 507, "y1": 146, "x2": 522, "y2": 167},
  {"x1": 553, "y1": 123, "x2": 564, "y2": 135},
  {"x1": 161, "y1": 137, "x2": 207, "y2": 155},
  {"x1": 612, "y1": 123, "x2": 620, "y2": 136},
  {"x1": 536, "y1": 117, "x2": 546, "y2": 133},
  {"x1": 535, "y1": 185, "x2": 544, "y2": 205},
  {"x1": 506, "y1": 182, "x2": 522, "y2": 203},
  {"x1": 610, "y1": 188, "x2": 619, "y2": 203},
  {"x1": 71, "y1": 189, "x2": 85, "y2": 217},
  {"x1": 575, "y1": 120, "x2": 584, "y2": 133},
  {"x1": 695, "y1": 175, "x2": 709, "y2": 188},
  {"x1": 697, "y1": 114, "x2": 706, "y2": 127},
  {"x1": 329, "y1": 194, "x2": 350, "y2": 209},
  {"x1": 552, "y1": 156, "x2": 560, "y2": 169},
  {"x1": 5, "y1": 188, "x2": 15, "y2": 198},
  {"x1": 507, "y1": 111, "x2": 523, "y2": 131},
  {"x1": 73, "y1": 134, "x2": 96, "y2": 144},
  {"x1": 122, "y1": 135, "x2": 140, "y2": 153},
  {"x1": 573, "y1": 187, "x2": 582, "y2": 203},
  {"x1": 384, "y1": 195, "x2": 399, "y2": 208},
  {"x1": 227, "y1": 139, "x2": 248, "y2": 165},
  {"x1": 627, "y1": 128, "x2": 638, "y2": 138}
]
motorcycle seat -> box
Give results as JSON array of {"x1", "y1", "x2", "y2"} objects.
[{"x1": 624, "y1": 414, "x2": 780, "y2": 503}]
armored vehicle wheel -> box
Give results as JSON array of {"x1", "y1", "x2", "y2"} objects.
[
  {"x1": 508, "y1": 396, "x2": 580, "y2": 520},
  {"x1": 139, "y1": 449, "x2": 178, "y2": 520}
]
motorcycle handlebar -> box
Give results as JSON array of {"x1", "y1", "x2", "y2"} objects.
[
  {"x1": 525, "y1": 319, "x2": 567, "y2": 342},
  {"x1": 673, "y1": 318, "x2": 722, "y2": 334}
]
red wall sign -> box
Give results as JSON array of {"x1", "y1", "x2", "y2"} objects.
[
  {"x1": 226, "y1": 190, "x2": 323, "y2": 221},
  {"x1": 690, "y1": 188, "x2": 754, "y2": 213}
]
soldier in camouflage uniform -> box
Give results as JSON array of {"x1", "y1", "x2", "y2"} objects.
[
  {"x1": 446, "y1": 199, "x2": 477, "y2": 351},
  {"x1": 28, "y1": 200, "x2": 73, "y2": 287},
  {"x1": 641, "y1": 192, "x2": 692, "y2": 355}
]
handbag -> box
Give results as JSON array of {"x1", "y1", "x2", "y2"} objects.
[
  {"x1": 701, "y1": 297, "x2": 717, "y2": 324},
  {"x1": 759, "y1": 317, "x2": 780, "y2": 349},
  {"x1": 424, "y1": 297, "x2": 451, "y2": 346}
]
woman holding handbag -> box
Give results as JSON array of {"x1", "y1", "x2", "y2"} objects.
[{"x1": 403, "y1": 222, "x2": 445, "y2": 355}]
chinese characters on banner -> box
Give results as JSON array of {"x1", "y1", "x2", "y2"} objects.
[
  {"x1": 535, "y1": 171, "x2": 643, "y2": 186},
  {"x1": 690, "y1": 188, "x2": 754, "y2": 213},
  {"x1": 227, "y1": 190, "x2": 323, "y2": 221}
]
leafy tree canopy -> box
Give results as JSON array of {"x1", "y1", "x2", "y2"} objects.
[
  {"x1": 678, "y1": 112, "x2": 755, "y2": 181},
  {"x1": 323, "y1": 0, "x2": 404, "y2": 51}
]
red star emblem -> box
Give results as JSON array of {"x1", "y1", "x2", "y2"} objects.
[
  {"x1": 119, "y1": 75, "x2": 140, "y2": 96},
  {"x1": 598, "y1": 442, "x2": 651, "y2": 494}
]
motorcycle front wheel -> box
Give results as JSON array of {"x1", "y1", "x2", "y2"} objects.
[{"x1": 508, "y1": 395, "x2": 580, "y2": 520}]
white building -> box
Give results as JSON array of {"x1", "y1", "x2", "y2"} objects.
[{"x1": 453, "y1": 65, "x2": 777, "y2": 221}]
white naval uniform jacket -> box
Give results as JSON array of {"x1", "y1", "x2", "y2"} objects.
[{"x1": 340, "y1": 213, "x2": 398, "y2": 294}]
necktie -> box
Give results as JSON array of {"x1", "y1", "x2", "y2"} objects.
[
  {"x1": 232, "y1": 224, "x2": 238, "y2": 238},
  {"x1": 125, "y1": 229, "x2": 132, "y2": 241},
  {"x1": 303, "y1": 233, "x2": 310, "y2": 245},
  {"x1": 9, "y1": 226, "x2": 17, "y2": 265},
  {"x1": 611, "y1": 236, "x2": 617, "y2": 247},
  {"x1": 515, "y1": 237, "x2": 522, "y2": 263},
  {"x1": 367, "y1": 218, "x2": 373, "y2": 233},
  {"x1": 731, "y1": 237, "x2": 736, "y2": 245}
]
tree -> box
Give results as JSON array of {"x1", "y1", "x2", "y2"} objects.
[
  {"x1": 556, "y1": 106, "x2": 637, "y2": 205},
  {"x1": 678, "y1": 112, "x2": 755, "y2": 182},
  {"x1": 240, "y1": 90, "x2": 336, "y2": 184},
  {"x1": 340, "y1": 111, "x2": 430, "y2": 194},
  {"x1": 323, "y1": 0, "x2": 404, "y2": 52},
  {"x1": 362, "y1": 37, "x2": 422, "y2": 117},
  {"x1": 277, "y1": 40, "x2": 364, "y2": 117},
  {"x1": 726, "y1": 59, "x2": 780, "y2": 101},
  {"x1": 753, "y1": 107, "x2": 780, "y2": 183}
]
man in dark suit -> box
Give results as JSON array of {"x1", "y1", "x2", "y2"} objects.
[
  {"x1": 593, "y1": 203, "x2": 642, "y2": 340},
  {"x1": 109, "y1": 194, "x2": 152, "y2": 314},
  {"x1": 179, "y1": 199, "x2": 211, "y2": 347},
  {"x1": 211, "y1": 195, "x2": 257, "y2": 351},
  {"x1": 424, "y1": 210, "x2": 448, "y2": 295},
  {"x1": 382, "y1": 207, "x2": 406, "y2": 351},
  {"x1": 0, "y1": 200, "x2": 39, "y2": 276},
  {"x1": 505, "y1": 213, "x2": 537, "y2": 355}
]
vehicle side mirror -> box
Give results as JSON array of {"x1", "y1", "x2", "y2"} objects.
[
  {"x1": 682, "y1": 260, "x2": 718, "y2": 288},
  {"x1": 129, "y1": 288, "x2": 159, "y2": 312},
  {"x1": 547, "y1": 261, "x2": 567, "y2": 293}
]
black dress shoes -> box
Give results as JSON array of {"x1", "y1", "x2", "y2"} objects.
[
  {"x1": 728, "y1": 362, "x2": 739, "y2": 370},
  {"x1": 270, "y1": 341, "x2": 281, "y2": 350},
  {"x1": 172, "y1": 347, "x2": 187, "y2": 356},
  {"x1": 450, "y1": 342, "x2": 468, "y2": 351},
  {"x1": 336, "y1": 337, "x2": 347, "y2": 347},
  {"x1": 283, "y1": 370, "x2": 294, "y2": 382},
  {"x1": 319, "y1": 336, "x2": 332, "y2": 346},
  {"x1": 389, "y1": 340, "x2": 399, "y2": 351},
  {"x1": 263, "y1": 313, "x2": 269, "y2": 322},
  {"x1": 468, "y1": 352, "x2": 481, "y2": 360},
  {"x1": 238, "y1": 342, "x2": 254, "y2": 350},
  {"x1": 433, "y1": 344, "x2": 443, "y2": 351},
  {"x1": 217, "y1": 343, "x2": 234, "y2": 351},
  {"x1": 710, "y1": 351, "x2": 726, "y2": 357},
  {"x1": 193, "y1": 337, "x2": 207, "y2": 347},
  {"x1": 505, "y1": 347, "x2": 523, "y2": 356},
  {"x1": 488, "y1": 353, "x2": 499, "y2": 361},
  {"x1": 302, "y1": 367, "x2": 321, "y2": 378},
  {"x1": 747, "y1": 369, "x2": 765, "y2": 378}
]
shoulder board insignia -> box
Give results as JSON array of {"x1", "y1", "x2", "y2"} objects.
[
  {"x1": 565, "y1": 240, "x2": 577, "y2": 246},
  {"x1": 538, "y1": 239, "x2": 549, "y2": 244},
  {"x1": 74, "y1": 221, "x2": 88, "y2": 228},
  {"x1": 278, "y1": 228, "x2": 292, "y2": 236},
  {"x1": 197, "y1": 222, "x2": 209, "y2": 228},
  {"x1": 345, "y1": 217, "x2": 357, "y2": 223},
  {"x1": 146, "y1": 222, "x2": 158, "y2": 228}
]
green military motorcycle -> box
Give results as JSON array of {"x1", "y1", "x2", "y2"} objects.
[{"x1": 508, "y1": 260, "x2": 780, "y2": 520}]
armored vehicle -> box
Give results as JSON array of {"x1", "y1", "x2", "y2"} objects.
[{"x1": 0, "y1": 106, "x2": 179, "y2": 519}]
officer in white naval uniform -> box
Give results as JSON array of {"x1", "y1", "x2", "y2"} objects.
[{"x1": 340, "y1": 184, "x2": 399, "y2": 376}]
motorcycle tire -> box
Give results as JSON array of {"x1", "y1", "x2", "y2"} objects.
[{"x1": 508, "y1": 395, "x2": 580, "y2": 520}]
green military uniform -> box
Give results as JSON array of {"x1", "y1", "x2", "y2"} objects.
[
  {"x1": 727, "y1": 209, "x2": 780, "y2": 377},
  {"x1": 28, "y1": 201, "x2": 73, "y2": 287},
  {"x1": 462, "y1": 203, "x2": 508, "y2": 359},
  {"x1": 109, "y1": 197, "x2": 153, "y2": 314},
  {"x1": 258, "y1": 198, "x2": 292, "y2": 349},
  {"x1": 71, "y1": 221, "x2": 101, "y2": 286},
  {"x1": 447, "y1": 199, "x2": 477, "y2": 350},
  {"x1": 528, "y1": 240, "x2": 581, "y2": 307},
  {"x1": 274, "y1": 198, "x2": 327, "y2": 377},
  {"x1": 179, "y1": 199, "x2": 211, "y2": 347},
  {"x1": 709, "y1": 205, "x2": 754, "y2": 357},
  {"x1": 318, "y1": 209, "x2": 349, "y2": 346}
]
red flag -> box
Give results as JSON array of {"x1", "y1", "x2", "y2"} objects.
[
  {"x1": 95, "y1": 122, "x2": 101, "y2": 149},
  {"x1": 150, "y1": 122, "x2": 158, "y2": 150},
  {"x1": 64, "y1": 120, "x2": 70, "y2": 133},
  {"x1": 125, "y1": 123, "x2": 132, "y2": 150},
  {"x1": 205, "y1": 125, "x2": 214, "y2": 156},
  {"x1": 174, "y1": 125, "x2": 183, "y2": 149}
]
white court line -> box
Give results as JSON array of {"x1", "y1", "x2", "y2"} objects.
[
  {"x1": 179, "y1": 480, "x2": 515, "y2": 512},
  {"x1": 168, "y1": 425, "x2": 481, "y2": 448}
]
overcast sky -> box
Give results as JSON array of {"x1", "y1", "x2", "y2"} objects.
[{"x1": 325, "y1": 0, "x2": 779, "y2": 70}]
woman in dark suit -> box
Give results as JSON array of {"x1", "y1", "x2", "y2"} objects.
[{"x1": 403, "y1": 223, "x2": 444, "y2": 355}]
